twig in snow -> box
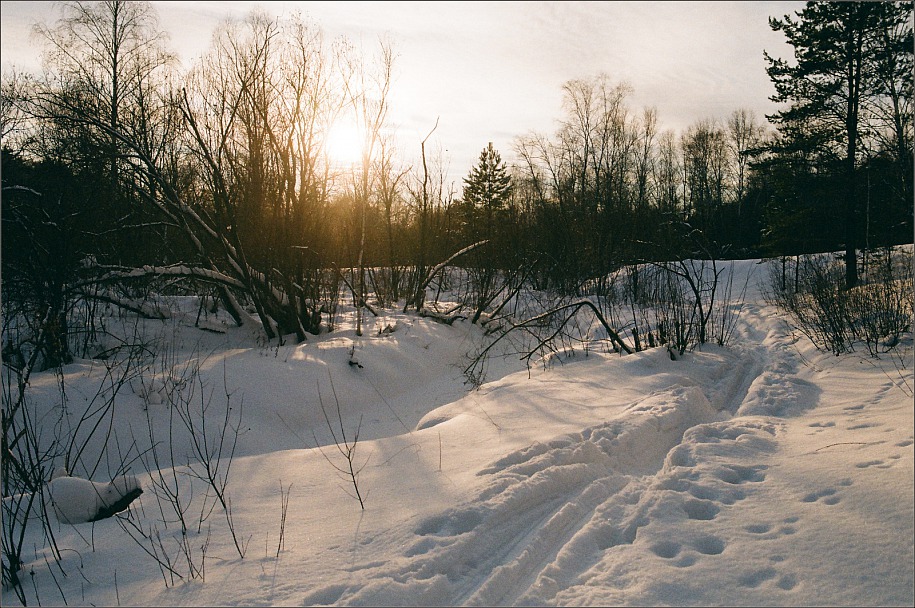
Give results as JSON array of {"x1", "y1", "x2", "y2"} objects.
[
  {"x1": 313, "y1": 376, "x2": 368, "y2": 510},
  {"x1": 812, "y1": 441, "x2": 874, "y2": 452}
]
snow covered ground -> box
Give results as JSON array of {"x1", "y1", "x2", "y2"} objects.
[{"x1": 3, "y1": 257, "x2": 913, "y2": 606}]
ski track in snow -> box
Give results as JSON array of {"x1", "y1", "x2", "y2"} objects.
[{"x1": 302, "y1": 301, "x2": 816, "y2": 606}]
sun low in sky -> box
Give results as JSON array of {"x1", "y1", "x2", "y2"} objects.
[{"x1": 325, "y1": 119, "x2": 366, "y2": 168}]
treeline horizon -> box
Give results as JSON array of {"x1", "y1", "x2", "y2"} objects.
[{"x1": 1, "y1": 1, "x2": 912, "y2": 346}]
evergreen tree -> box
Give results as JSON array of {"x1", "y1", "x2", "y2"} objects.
[
  {"x1": 462, "y1": 142, "x2": 512, "y2": 233},
  {"x1": 460, "y1": 142, "x2": 512, "y2": 273},
  {"x1": 764, "y1": 1, "x2": 913, "y2": 288}
]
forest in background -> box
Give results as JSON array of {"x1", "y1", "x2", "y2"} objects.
[{"x1": 1, "y1": 1, "x2": 912, "y2": 362}]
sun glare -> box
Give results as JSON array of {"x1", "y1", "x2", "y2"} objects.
[{"x1": 325, "y1": 121, "x2": 364, "y2": 167}]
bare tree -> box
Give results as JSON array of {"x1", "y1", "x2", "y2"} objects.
[
  {"x1": 34, "y1": 0, "x2": 173, "y2": 203},
  {"x1": 334, "y1": 37, "x2": 396, "y2": 335},
  {"x1": 513, "y1": 75, "x2": 645, "y2": 288},
  {"x1": 405, "y1": 118, "x2": 440, "y2": 312},
  {"x1": 868, "y1": 6, "x2": 914, "y2": 207},
  {"x1": 726, "y1": 108, "x2": 766, "y2": 209},
  {"x1": 653, "y1": 129, "x2": 682, "y2": 215},
  {"x1": 374, "y1": 133, "x2": 411, "y2": 306},
  {"x1": 633, "y1": 106, "x2": 658, "y2": 211},
  {"x1": 0, "y1": 69, "x2": 33, "y2": 150},
  {"x1": 681, "y1": 118, "x2": 729, "y2": 230}
]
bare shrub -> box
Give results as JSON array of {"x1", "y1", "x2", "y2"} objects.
[
  {"x1": 130, "y1": 341, "x2": 248, "y2": 573},
  {"x1": 765, "y1": 248, "x2": 913, "y2": 358},
  {"x1": 2, "y1": 300, "x2": 153, "y2": 602},
  {"x1": 313, "y1": 377, "x2": 368, "y2": 510},
  {"x1": 764, "y1": 253, "x2": 854, "y2": 354},
  {"x1": 626, "y1": 256, "x2": 749, "y2": 357}
]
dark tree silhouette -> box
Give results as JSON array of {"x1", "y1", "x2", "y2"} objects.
[
  {"x1": 463, "y1": 142, "x2": 512, "y2": 227},
  {"x1": 765, "y1": 1, "x2": 913, "y2": 288}
]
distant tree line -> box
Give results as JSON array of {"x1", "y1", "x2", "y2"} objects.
[{"x1": 1, "y1": 1, "x2": 912, "y2": 362}]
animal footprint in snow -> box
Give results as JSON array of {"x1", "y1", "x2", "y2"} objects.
[
  {"x1": 808, "y1": 421, "x2": 835, "y2": 428},
  {"x1": 778, "y1": 516, "x2": 800, "y2": 534},
  {"x1": 691, "y1": 534, "x2": 726, "y2": 555},
  {"x1": 735, "y1": 565, "x2": 798, "y2": 591},
  {"x1": 682, "y1": 499, "x2": 719, "y2": 521},
  {"x1": 716, "y1": 464, "x2": 766, "y2": 484},
  {"x1": 743, "y1": 518, "x2": 797, "y2": 540},
  {"x1": 847, "y1": 422, "x2": 878, "y2": 430},
  {"x1": 650, "y1": 540, "x2": 681, "y2": 559},
  {"x1": 673, "y1": 554, "x2": 697, "y2": 568},
  {"x1": 855, "y1": 459, "x2": 882, "y2": 468},
  {"x1": 801, "y1": 487, "x2": 840, "y2": 505},
  {"x1": 738, "y1": 567, "x2": 777, "y2": 588},
  {"x1": 737, "y1": 568, "x2": 797, "y2": 591}
]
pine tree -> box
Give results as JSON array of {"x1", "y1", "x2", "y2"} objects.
[{"x1": 764, "y1": 1, "x2": 912, "y2": 289}]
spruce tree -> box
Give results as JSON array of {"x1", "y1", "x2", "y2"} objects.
[
  {"x1": 462, "y1": 142, "x2": 512, "y2": 237},
  {"x1": 460, "y1": 143, "x2": 515, "y2": 323}
]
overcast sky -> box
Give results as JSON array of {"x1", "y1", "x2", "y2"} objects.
[{"x1": 1, "y1": 1, "x2": 803, "y2": 185}]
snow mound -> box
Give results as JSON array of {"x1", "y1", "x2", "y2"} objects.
[{"x1": 49, "y1": 474, "x2": 142, "y2": 524}]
